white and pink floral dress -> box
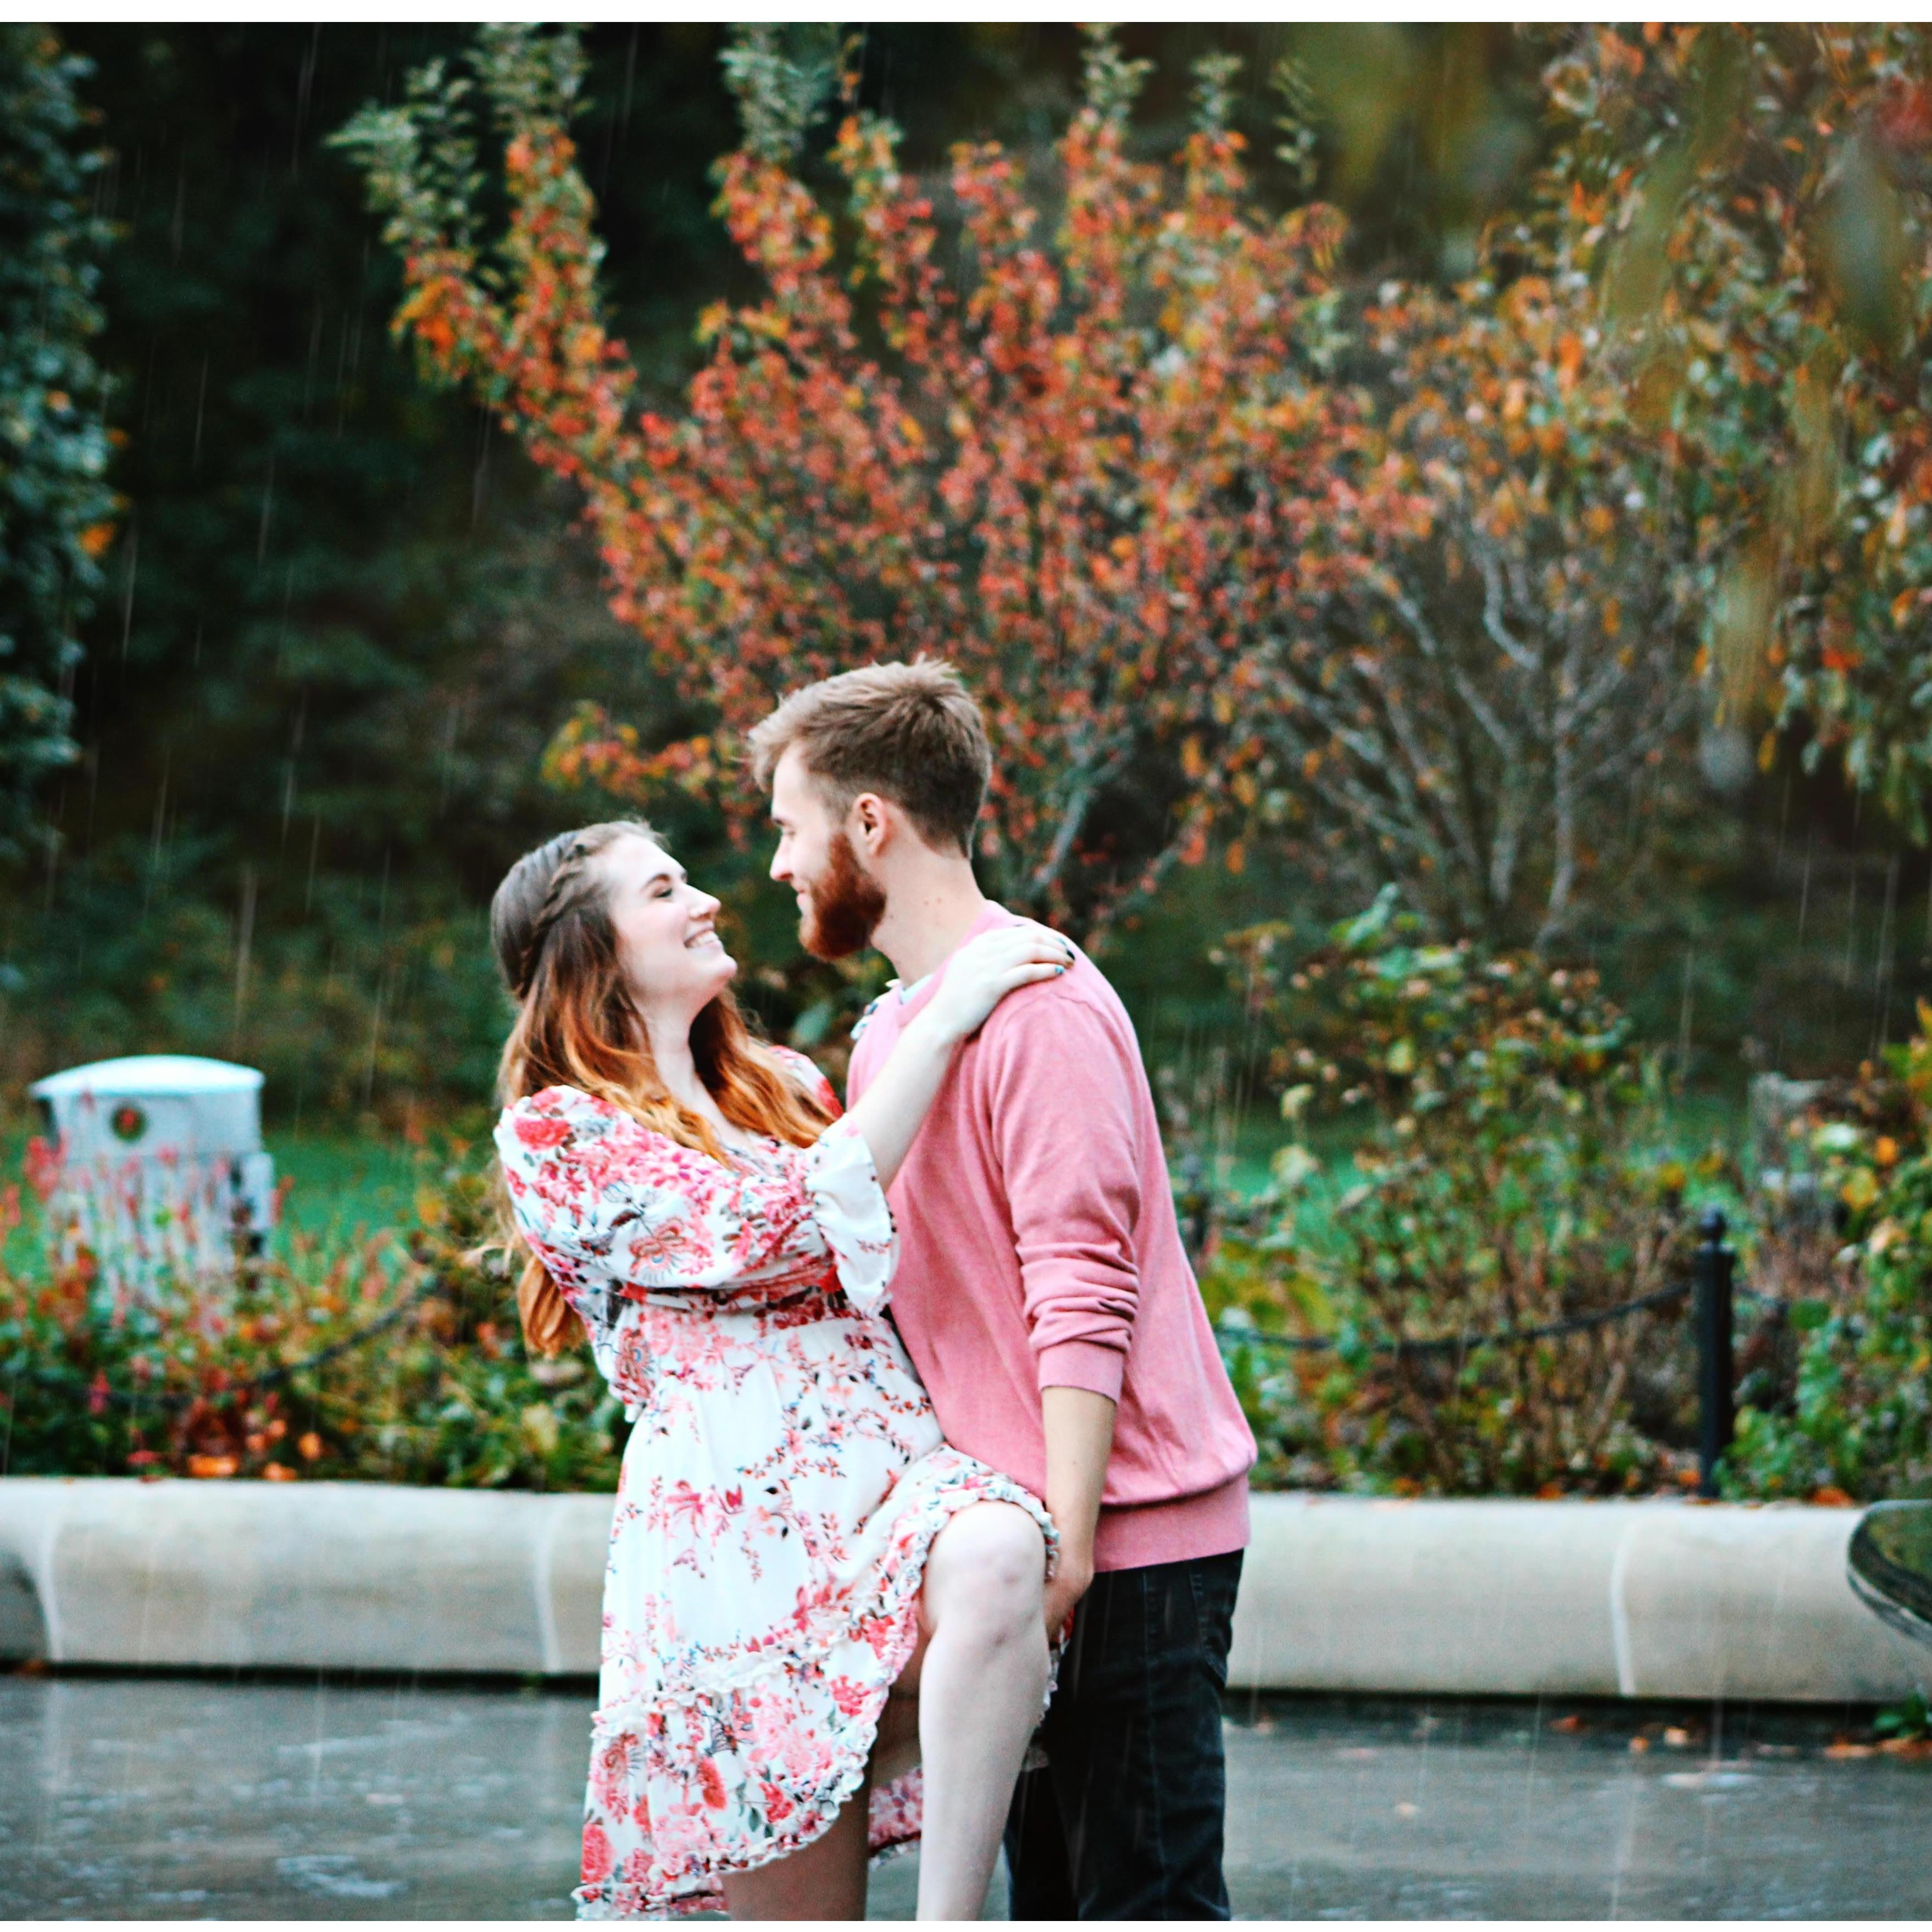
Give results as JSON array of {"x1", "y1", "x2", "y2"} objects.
[{"x1": 495, "y1": 1053, "x2": 1054, "y2": 1919}]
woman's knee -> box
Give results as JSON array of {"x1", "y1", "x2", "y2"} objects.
[{"x1": 927, "y1": 1503, "x2": 1046, "y2": 1634}]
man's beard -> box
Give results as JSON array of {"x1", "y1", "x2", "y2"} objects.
[{"x1": 800, "y1": 831, "x2": 887, "y2": 962}]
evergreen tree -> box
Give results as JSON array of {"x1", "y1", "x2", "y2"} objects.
[{"x1": 0, "y1": 26, "x2": 114, "y2": 858}]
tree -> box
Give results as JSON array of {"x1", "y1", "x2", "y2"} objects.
[
  {"x1": 1543, "y1": 26, "x2": 1932, "y2": 836},
  {"x1": 1, "y1": 26, "x2": 744, "y2": 1118},
  {"x1": 0, "y1": 25, "x2": 114, "y2": 857},
  {"x1": 338, "y1": 24, "x2": 1379, "y2": 932},
  {"x1": 1264, "y1": 247, "x2": 1698, "y2": 948}
]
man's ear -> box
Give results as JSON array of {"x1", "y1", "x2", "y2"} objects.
[{"x1": 847, "y1": 790, "x2": 893, "y2": 860}]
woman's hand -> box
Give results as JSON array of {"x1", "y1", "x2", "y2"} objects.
[
  {"x1": 840, "y1": 923, "x2": 1075, "y2": 1193},
  {"x1": 921, "y1": 923, "x2": 1075, "y2": 1046}
]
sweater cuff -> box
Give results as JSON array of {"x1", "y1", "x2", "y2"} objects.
[{"x1": 1036, "y1": 1339, "x2": 1126, "y2": 1403}]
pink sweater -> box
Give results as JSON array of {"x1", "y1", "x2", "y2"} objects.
[{"x1": 846, "y1": 902, "x2": 1256, "y2": 1573}]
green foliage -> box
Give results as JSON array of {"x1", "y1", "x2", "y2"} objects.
[
  {"x1": 0, "y1": 26, "x2": 115, "y2": 856},
  {"x1": 2, "y1": 833, "x2": 512, "y2": 1127},
  {"x1": 0, "y1": 25, "x2": 749, "y2": 1120},
  {"x1": 0, "y1": 24, "x2": 1891, "y2": 1141},
  {"x1": 1875, "y1": 1689, "x2": 1931, "y2": 1742},
  {"x1": 1201, "y1": 890, "x2": 1703, "y2": 1495},
  {"x1": 0, "y1": 1134, "x2": 620, "y2": 1490},
  {"x1": 717, "y1": 23, "x2": 847, "y2": 165},
  {"x1": 1269, "y1": 56, "x2": 1322, "y2": 196},
  {"x1": 1726, "y1": 1026, "x2": 1932, "y2": 1502}
]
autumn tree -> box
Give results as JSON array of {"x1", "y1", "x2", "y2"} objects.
[
  {"x1": 337, "y1": 24, "x2": 1384, "y2": 934},
  {"x1": 1544, "y1": 25, "x2": 1932, "y2": 835},
  {"x1": 1261, "y1": 247, "x2": 1698, "y2": 948}
]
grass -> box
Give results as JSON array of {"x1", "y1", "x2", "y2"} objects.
[
  {"x1": 1199, "y1": 1089, "x2": 1750, "y2": 1202},
  {"x1": 268, "y1": 1129, "x2": 435, "y2": 1251},
  {"x1": 0, "y1": 1109, "x2": 445, "y2": 1272}
]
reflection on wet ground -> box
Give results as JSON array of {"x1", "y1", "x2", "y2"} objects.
[
  {"x1": 0, "y1": 1672, "x2": 1927, "y2": 1919},
  {"x1": 1219, "y1": 1693, "x2": 1932, "y2": 1920}
]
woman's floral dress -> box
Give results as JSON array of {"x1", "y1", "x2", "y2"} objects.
[{"x1": 495, "y1": 1053, "x2": 1055, "y2": 1919}]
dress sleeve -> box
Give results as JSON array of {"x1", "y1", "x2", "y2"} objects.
[
  {"x1": 495, "y1": 1085, "x2": 895, "y2": 1309},
  {"x1": 769, "y1": 1048, "x2": 897, "y2": 1312},
  {"x1": 770, "y1": 1044, "x2": 842, "y2": 1119},
  {"x1": 802, "y1": 1118, "x2": 897, "y2": 1316}
]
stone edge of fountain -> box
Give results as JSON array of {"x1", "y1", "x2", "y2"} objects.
[{"x1": 0, "y1": 1479, "x2": 1920, "y2": 1702}]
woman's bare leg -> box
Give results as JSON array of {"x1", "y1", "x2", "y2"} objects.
[
  {"x1": 911, "y1": 1502, "x2": 1051, "y2": 1920},
  {"x1": 727, "y1": 1501, "x2": 1047, "y2": 1920},
  {"x1": 718, "y1": 1774, "x2": 870, "y2": 1921}
]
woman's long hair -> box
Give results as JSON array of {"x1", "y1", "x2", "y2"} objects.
[{"x1": 491, "y1": 820, "x2": 834, "y2": 1355}]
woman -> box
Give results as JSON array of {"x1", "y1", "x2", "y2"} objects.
[{"x1": 491, "y1": 819, "x2": 1073, "y2": 1920}]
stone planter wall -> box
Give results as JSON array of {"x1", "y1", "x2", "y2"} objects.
[{"x1": 0, "y1": 1479, "x2": 1918, "y2": 1702}]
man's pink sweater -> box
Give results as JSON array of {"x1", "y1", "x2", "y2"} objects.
[{"x1": 846, "y1": 901, "x2": 1256, "y2": 1573}]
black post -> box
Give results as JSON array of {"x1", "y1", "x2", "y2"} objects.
[{"x1": 1694, "y1": 1206, "x2": 1735, "y2": 1499}]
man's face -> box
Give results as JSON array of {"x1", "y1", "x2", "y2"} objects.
[{"x1": 768, "y1": 744, "x2": 887, "y2": 961}]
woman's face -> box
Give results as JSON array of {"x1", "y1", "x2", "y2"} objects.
[{"x1": 591, "y1": 833, "x2": 735, "y2": 1020}]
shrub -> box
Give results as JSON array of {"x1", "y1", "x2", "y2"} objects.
[
  {"x1": 1725, "y1": 1028, "x2": 1932, "y2": 1502},
  {"x1": 1200, "y1": 887, "x2": 1706, "y2": 1495},
  {"x1": 0, "y1": 1134, "x2": 620, "y2": 1490},
  {"x1": 0, "y1": 26, "x2": 116, "y2": 854}
]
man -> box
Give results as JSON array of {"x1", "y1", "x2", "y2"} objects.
[{"x1": 751, "y1": 658, "x2": 1257, "y2": 1920}]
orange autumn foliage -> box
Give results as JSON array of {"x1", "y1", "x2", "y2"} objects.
[{"x1": 339, "y1": 26, "x2": 1407, "y2": 930}]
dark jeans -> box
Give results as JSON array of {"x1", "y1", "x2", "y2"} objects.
[{"x1": 1003, "y1": 1550, "x2": 1242, "y2": 1920}]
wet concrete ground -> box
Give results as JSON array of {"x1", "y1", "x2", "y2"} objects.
[{"x1": 0, "y1": 1671, "x2": 1927, "y2": 1919}]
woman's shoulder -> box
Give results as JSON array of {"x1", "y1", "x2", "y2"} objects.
[
  {"x1": 767, "y1": 1045, "x2": 840, "y2": 1114},
  {"x1": 498, "y1": 1085, "x2": 656, "y2": 1157},
  {"x1": 501, "y1": 1082, "x2": 608, "y2": 1125}
]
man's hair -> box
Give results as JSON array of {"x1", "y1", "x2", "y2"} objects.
[{"x1": 747, "y1": 657, "x2": 991, "y2": 856}]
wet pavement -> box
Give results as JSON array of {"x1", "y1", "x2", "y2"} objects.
[
  {"x1": 0, "y1": 1670, "x2": 1927, "y2": 1918},
  {"x1": 1217, "y1": 1693, "x2": 1932, "y2": 1920}
]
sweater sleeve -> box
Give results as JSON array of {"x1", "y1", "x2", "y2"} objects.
[{"x1": 980, "y1": 992, "x2": 1143, "y2": 1401}]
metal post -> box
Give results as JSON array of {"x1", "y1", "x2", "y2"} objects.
[{"x1": 1694, "y1": 1206, "x2": 1735, "y2": 1498}]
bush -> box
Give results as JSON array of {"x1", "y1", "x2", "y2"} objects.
[
  {"x1": 0, "y1": 1133, "x2": 620, "y2": 1490},
  {"x1": 1725, "y1": 1031, "x2": 1932, "y2": 1503},
  {"x1": 1199, "y1": 888, "x2": 1709, "y2": 1496}
]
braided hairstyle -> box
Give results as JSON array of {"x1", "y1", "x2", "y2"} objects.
[{"x1": 491, "y1": 821, "x2": 833, "y2": 1354}]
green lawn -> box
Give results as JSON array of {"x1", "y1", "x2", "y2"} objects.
[
  {"x1": 0, "y1": 1113, "x2": 438, "y2": 1268},
  {"x1": 267, "y1": 1129, "x2": 434, "y2": 1249}
]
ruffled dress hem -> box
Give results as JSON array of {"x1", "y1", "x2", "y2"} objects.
[{"x1": 573, "y1": 1456, "x2": 1057, "y2": 1920}]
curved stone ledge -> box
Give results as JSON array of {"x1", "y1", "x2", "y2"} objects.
[
  {"x1": 1230, "y1": 1492, "x2": 1923, "y2": 1703},
  {"x1": 0, "y1": 1477, "x2": 610, "y2": 1676},
  {"x1": 0, "y1": 1479, "x2": 1919, "y2": 1701}
]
